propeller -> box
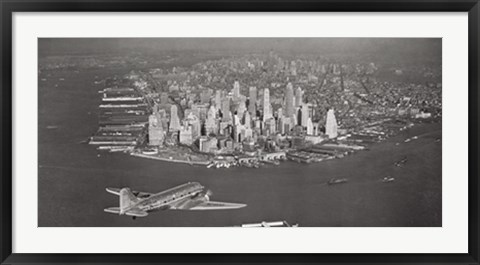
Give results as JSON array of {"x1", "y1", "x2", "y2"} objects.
[
  {"x1": 205, "y1": 189, "x2": 213, "y2": 197},
  {"x1": 204, "y1": 189, "x2": 213, "y2": 201}
]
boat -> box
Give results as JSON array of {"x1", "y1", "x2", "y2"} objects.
[
  {"x1": 394, "y1": 156, "x2": 408, "y2": 167},
  {"x1": 239, "y1": 221, "x2": 299, "y2": 227},
  {"x1": 381, "y1": 176, "x2": 395, "y2": 183},
  {"x1": 142, "y1": 149, "x2": 158, "y2": 155},
  {"x1": 327, "y1": 178, "x2": 348, "y2": 185}
]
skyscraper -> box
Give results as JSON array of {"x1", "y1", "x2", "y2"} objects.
[
  {"x1": 221, "y1": 98, "x2": 231, "y2": 122},
  {"x1": 295, "y1": 87, "x2": 303, "y2": 107},
  {"x1": 306, "y1": 117, "x2": 314, "y2": 135},
  {"x1": 169, "y1": 105, "x2": 181, "y2": 132},
  {"x1": 301, "y1": 104, "x2": 309, "y2": 127},
  {"x1": 148, "y1": 114, "x2": 165, "y2": 146},
  {"x1": 244, "y1": 110, "x2": 251, "y2": 129},
  {"x1": 215, "y1": 90, "x2": 222, "y2": 110},
  {"x1": 285, "y1": 83, "x2": 294, "y2": 118},
  {"x1": 290, "y1": 61, "x2": 297, "y2": 76},
  {"x1": 233, "y1": 81, "x2": 240, "y2": 100},
  {"x1": 325, "y1": 108, "x2": 338, "y2": 138},
  {"x1": 205, "y1": 106, "x2": 218, "y2": 135},
  {"x1": 248, "y1": 86, "x2": 257, "y2": 116},
  {"x1": 237, "y1": 99, "x2": 246, "y2": 118},
  {"x1": 263, "y1": 88, "x2": 272, "y2": 121},
  {"x1": 184, "y1": 112, "x2": 201, "y2": 139}
]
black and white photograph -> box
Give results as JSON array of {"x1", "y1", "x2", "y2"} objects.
[{"x1": 38, "y1": 38, "x2": 442, "y2": 227}]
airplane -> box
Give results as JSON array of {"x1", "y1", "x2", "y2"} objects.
[{"x1": 104, "y1": 182, "x2": 246, "y2": 219}]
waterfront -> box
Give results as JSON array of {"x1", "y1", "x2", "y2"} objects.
[{"x1": 38, "y1": 68, "x2": 441, "y2": 227}]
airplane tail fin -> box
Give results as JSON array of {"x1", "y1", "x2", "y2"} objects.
[{"x1": 120, "y1": 188, "x2": 139, "y2": 211}]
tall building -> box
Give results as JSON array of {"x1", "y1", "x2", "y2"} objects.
[
  {"x1": 277, "y1": 107, "x2": 283, "y2": 119},
  {"x1": 285, "y1": 83, "x2": 294, "y2": 117},
  {"x1": 192, "y1": 103, "x2": 208, "y2": 122},
  {"x1": 184, "y1": 112, "x2": 201, "y2": 139},
  {"x1": 198, "y1": 136, "x2": 207, "y2": 152},
  {"x1": 325, "y1": 108, "x2": 338, "y2": 138},
  {"x1": 215, "y1": 90, "x2": 222, "y2": 110},
  {"x1": 148, "y1": 114, "x2": 165, "y2": 146},
  {"x1": 278, "y1": 116, "x2": 285, "y2": 134},
  {"x1": 169, "y1": 105, "x2": 181, "y2": 132},
  {"x1": 248, "y1": 86, "x2": 257, "y2": 116},
  {"x1": 179, "y1": 125, "x2": 193, "y2": 145},
  {"x1": 237, "y1": 99, "x2": 246, "y2": 118},
  {"x1": 290, "y1": 61, "x2": 297, "y2": 76},
  {"x1": 265, "y1": 118, "x2": 276, "y2": 136},
  {"x1": 295, "y1": 87, "x2": 303, "y2": 107},
  {"x1": 306, "y1": 117, "x2": 314, "y2": 135},
  {"x1": 221, "y1": 98, "x2": 231, "y2": 122},
  {"x1": 301, "y1": 104, "x2": 309, "y2": 127},
  {"x1": 244, "y1": 111, "x2": 251, "y2": 129},
  {"x1": 233, "y1": 81, "x2": 240, "y2": 100},
  {"x1": 205, "y1": 106, "x2": 218, "y2": 135},
  {"x1": 263, "y1": 88, "x2": 272, "y2": 121}
]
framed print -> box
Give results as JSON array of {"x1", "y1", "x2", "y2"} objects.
[{"x1": 1, "y1": 0, "x2": 479, "y2": 264}]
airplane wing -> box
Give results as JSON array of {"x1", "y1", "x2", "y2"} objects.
[
  {"x1": 124, "y1": 208, "x2": 148, "y2": 217},
  {"x1": 106, "y1": 187, "x2": 152, "y2": 199},
  {"x1": 104, "y1": 207, "x2": 121, "y2": 214},
  {"x1": 104, "y1": 207, "x2": 148, "y2": 217},
  {"x1": 189, "y1": 201, "x2": 247, "y2": 210}
]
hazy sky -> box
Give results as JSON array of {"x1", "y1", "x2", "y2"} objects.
[{"x1": 39, "y1": 38, "x2": 441, "y2": 62}]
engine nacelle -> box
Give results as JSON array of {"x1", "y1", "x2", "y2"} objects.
[{"x1": 193, "y1": 190, "x2": 212, "y2": 203}]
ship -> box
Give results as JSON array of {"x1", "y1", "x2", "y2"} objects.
[
  {"x1": 238, "y1": 221, "x2": 299, "y2": 227},
  {"x1": 381, "y1": 176, "x2": 395, "y2": 183},
  {"x1": 394, "y1": 156, "x2": 408, "y2": 167},
  {"x1": 327, "y1": 178, "x2": 348, "y2": 185}
]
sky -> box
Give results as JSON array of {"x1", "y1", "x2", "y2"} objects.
[{"x1": 38, "y1": 38, "x2": 442, "y2": 62}]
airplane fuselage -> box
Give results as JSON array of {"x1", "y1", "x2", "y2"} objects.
[{"x1": 124, "y1": 182, "x2": 205, "y2": 214}]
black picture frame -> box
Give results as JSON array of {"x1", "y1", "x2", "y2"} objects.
[{"x1": 1, "y1": 0, "x2": 479, "y2": 264}]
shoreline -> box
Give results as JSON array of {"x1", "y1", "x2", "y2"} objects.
[
  {"x1": 130, "y1": 152, "x2": 211, "y2": 166},
  {"x1": 127, "y1": 121, "x2": 441, "y2": 168}
]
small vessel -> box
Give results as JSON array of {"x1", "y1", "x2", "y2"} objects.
[
  {"x1": 394, "y1": 156, "x2": 408, "y2": 167},
  {"x1": 240, "y1": 221, "x2": 299, "y2": 227},
  {"x1": 142, "y1": 148, "x2": 158, "y2": 155},
  {"x1": 381, "y1": 176, "x2": 395, "y2": 183},
  {"x1": 327, "y1": 178, "x2": 348, "y2": 185}
]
